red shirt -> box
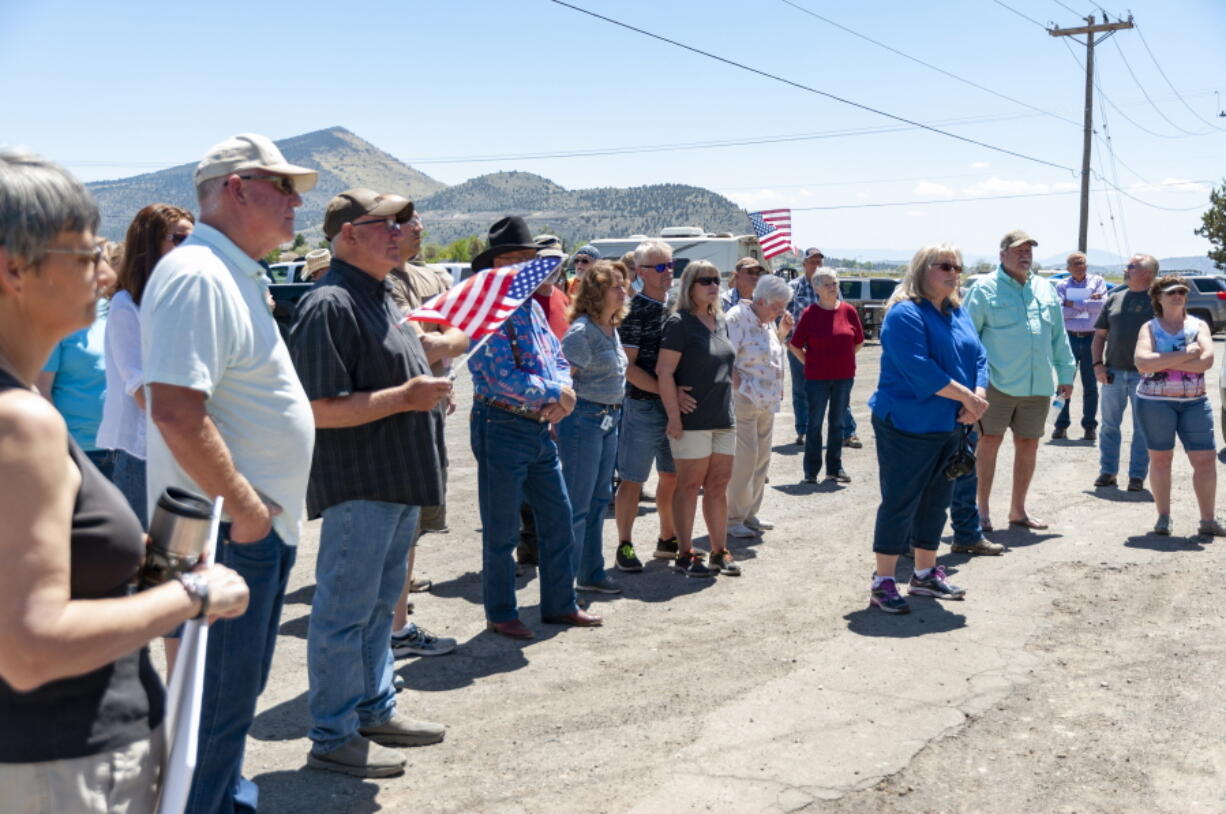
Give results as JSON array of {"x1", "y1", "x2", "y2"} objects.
[
  {"x1": 789, "y1": 301, "x2": 863, "y2": 380},
  {"x1": 533, "y1": 287, "x2": 572, "y2": 340}
]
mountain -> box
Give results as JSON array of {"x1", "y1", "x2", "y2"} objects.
[
  {"x1": 86, "y1": 127, "x2": 445, "y2": 240},
  {"x1": 415, "y1": 171, "x2": 750, "y2": 247}
]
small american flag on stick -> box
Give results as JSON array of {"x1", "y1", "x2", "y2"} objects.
[
  {"x1": 748, "y1": 209, "x2": 794, "y2": 259},
  {"x1": 408, "y1": 255, "x2": 561, "y2": 340}
]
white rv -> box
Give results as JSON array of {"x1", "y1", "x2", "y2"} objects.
[{"x1": 589, "y1": 226, "x2": 766, "y2": 280}]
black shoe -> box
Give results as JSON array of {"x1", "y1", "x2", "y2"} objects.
[
  {"x1": 1083, "y1": 428, "x2": 1097, "y2": 441},
  {"x1": 802, "y1": 475, "x2": 817, "y2": 484},
  {"x1": 653, "y1": 537, "x2": 679, "y2": 559},
  {"x1": 674, "y1": 551, "x2": 713, "y2": 578},
  {"x1": 615, "y1": 541, "x2": 644, "y2": 572},
  {"x1": 1127, "y1": 477, "x2": 1145, "y2": 492},
  {"x1": 829, "y1": 469, "x2": 852, "y2": 483},
  {"x1": 516, "y1": 544, "x2": 539, "y2": 567},
  {"x1": 1051, "y1": 427, "x2": 1067, "y2": 440},
  {"x1": 794, "y1": 434, "x2": 805, "y2": 446},
  {"x1": 1093, "y1": 473, "x2": 1117, "y2": 488}
]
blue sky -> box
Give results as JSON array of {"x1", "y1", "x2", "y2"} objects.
[{"x1": 3, "y1": 0, "x2": 1224, "y2": 260}]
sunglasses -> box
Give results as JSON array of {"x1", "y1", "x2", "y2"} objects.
[
  {"x1": 930, "y1": 262, "x2": 964, "y2": 273},
  {"x1": 351, "y1": 217, "x2": 403, "y2": 233},
  {"x1": 170, "y1": 233, "x2": 190, "y2": 246},
  {"x1": 1160, "y1": 288, "x2": 1188, "y2": 296},
  {"x1": 741, "y1": 267, "x2": 766, "y2": 276},
  {"x1": 638, "y1": 261, "x2": 675, "y2": 272},
  {"x1": 236, "y1": 174, "x2": 297, "y2": 195},
  {"x1": 693, "y1": 276, "x2": 721, "y2": 286},
  {"x1": 807, "y1": 254, "x2": 824, "y2": 261}
]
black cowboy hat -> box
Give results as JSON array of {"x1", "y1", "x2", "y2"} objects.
[{"x1": 471, "y1": 216, "x2": 539, "y2": 271}]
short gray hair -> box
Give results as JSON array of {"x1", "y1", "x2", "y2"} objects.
[
  {"x1": 634, "y1": 239, "x2": 671, "y2": 267},
  {"x1": 752, "y1": 274, "x2": 791, "y2": 305},
  {"x1": 814, "y1": 267, "x2": 838, "y2": 286},
  {"x1": 1131, "y1": 253, "x2": 1159, "y2": 274},
  {"x1": 0, "y1": 150, "x2": 99, "y2": 261}
]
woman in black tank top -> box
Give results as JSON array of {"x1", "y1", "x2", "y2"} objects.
[{"x1": 0, "y1": 152, "x2": 249, "y2": 811}]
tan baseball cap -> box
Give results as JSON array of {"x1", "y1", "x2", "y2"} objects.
[
  {"x1": 323, "y1": 188, "x2": 414, "y2": 240},
  {"x1": 1000, "y1": 229, "x2": 1038, "y2": 250},
  {"x1": 194, "y1": 133, "x2": 318, "y2": 192},
  {"x1": 736, "y1": 256, "x2": 766, "y2": 273}
]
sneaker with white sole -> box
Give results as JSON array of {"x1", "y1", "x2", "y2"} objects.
[
  {"x1": 674, "y1": 551, "x2": 713, "y2": 578},
  {"x1": 391, "y1": 623, "x2": 456, "y2": 658},
  {"x1": 653, "y1": 537, "x2": 679, "y2": 559},
  {"x1": 869, "y1": 577, "x2": 910, "y2": 614},
  {"x1": 615, "y1": 541, "x2": 644, "y2": 572},
  {"x1": 727, "y1": 523, "x2": 757, "y2": 538},
  {"x1": 746, "y1": 517, "x2": 774, "y2": 531},
  {"x1": 709, "y1": 550, "x2": 742, "y2": 576},
  {"x1": 907, "y1": 566, "x2": 966, "y2": 600}
]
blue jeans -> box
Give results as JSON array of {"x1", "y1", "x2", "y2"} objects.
[
  {"x1": 787, "y1": 353, "x2": 807, "y2": 436},
  {"x1": 308, "y1": 500, "x2": 418, "y2": 751},
  {"x1": 1099, "y1": 368, "x2": 1148, "y2": 479},
  {"x1": 803, "y1": 378, "x2": 852, "y2": 478},
  {"x1": 948, "y1": 429, "x2": 982, "y2": 545},
  {"x1": 84, "y1": 448, "x2": 117, "y2": 480},
  {"x1": 872, "y1": 415, "x2": 960, "y2": 556},
  {"x1": 1056, "y1": 333, "x2": 1099, "y2": 430},
  {"x1": 844, "y1": 405, "x2": 858, "y2": 439},
  {"x1": 111, "y1": 449, "x2": 148, "y2": 530},
  {"x1": 557, "y1": 400, "x2": 619, "y2": 586},
  {"x1": 470, "y1": 403, "x2": 579, "y2": 623},
  {"x1": 186, "y1": 526, "x2": 295, "y2": 814}
]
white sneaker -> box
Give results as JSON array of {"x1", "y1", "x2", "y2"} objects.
[
  {"x1": 728, "y1": 523, "x2": 757, "y2": 538},
  {"x1": 746, "y1": 517, "x2": 774, "y2": 531}
]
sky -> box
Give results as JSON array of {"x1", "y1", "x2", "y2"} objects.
[{"x1": 3, "y1": 0, "x2": 1224, "y2": 262}]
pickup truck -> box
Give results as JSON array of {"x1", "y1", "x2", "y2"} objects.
[{"x1": 837, "y1": 276, "x2": 900, "y2": 339}]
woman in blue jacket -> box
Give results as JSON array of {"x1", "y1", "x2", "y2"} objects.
[{"x1": 867, "y1": 244, "x2": 990, "y2": 614}]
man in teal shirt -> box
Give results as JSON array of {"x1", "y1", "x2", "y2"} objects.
[{"x1": 964, "y1": 229, "x2": 1074, "y2": 532}]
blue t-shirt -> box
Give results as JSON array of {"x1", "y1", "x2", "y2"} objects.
[
  {"x1": 42, "y1": 299, "x2": 109, "y2": 450},
  {"x1": 869, "y1": 299, "x2": 988, "y2": 434}
]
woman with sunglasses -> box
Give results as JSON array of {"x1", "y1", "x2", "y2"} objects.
[
  {"x1": 1133, "y1": 275, "x2": 1224, "y2": 537},
  {"x1": 867, "y1": 244, "x2": 988, "y2": 613},
  {"x1": 656, "y1": 260, "x2": 739, "y2": 577},
  {"x1": 0, "y1": 152, "x2": 247, "y2": 811},
  {"x1": 788, "y1": 267, "x2": 863, "y2": 484}
]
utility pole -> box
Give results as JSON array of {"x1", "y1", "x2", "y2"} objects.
[{"x1": 1049, "y1": 14, "x2": 1134, "y2": 253}]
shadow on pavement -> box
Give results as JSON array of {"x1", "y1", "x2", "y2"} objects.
[
  {"x1": 1086, "y1": 487, "x2": 1153, "y2": 503},
  {"x1": 844, "y1": 601, "x2": 967, "y2": 637},
  {"x1": 251, "y1": 767, "x2": 380, "y2": 814},
  {"x1": 770, "y1": 480, "x2": 843, "y2": 496},
  {"x1": 770, "y1": 443, "x2": 803, "y2": 456},
  {"x1": 283, "y1": 584, "x2": 315, "y2": 606},
  {"x1": 398, "y1": 620, "x2": 581, "y2": 692},
  {"x1": 981, "y1": 530, "x2": 1060, "y2": 549},
  {"x1": 1123, "y1": 533, "x2": 1207, "y2": 552}
]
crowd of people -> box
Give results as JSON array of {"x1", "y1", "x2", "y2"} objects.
[{"x1": 1, "y1": 132, "x2": 1223, "y2": 810}]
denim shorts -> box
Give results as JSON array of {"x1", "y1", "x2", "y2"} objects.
[
  {"x1": 617, "y1": 397, "x2": 676, "y2": 482},
  {"x1": 1135, "y1": 396, "x2": 1215, "y2": 452}
]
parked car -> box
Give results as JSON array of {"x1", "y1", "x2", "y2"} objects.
[
  {"x1": 1106, "y1": 275, "x2": 1226, "y2": 333},
  {"x1": 838, "y1": 276, "x2": 900, "y2": 339},
  {"x1": 267, "y1": 260, "x2": 307, "y2": 283}
]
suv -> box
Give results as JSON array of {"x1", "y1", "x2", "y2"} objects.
[
  {"x1": 838, "y1": 276, "x2": 900, "y2": 339},
  {"x1": 1106, "y1": 275, "x2": 1226, "y2": 333}
]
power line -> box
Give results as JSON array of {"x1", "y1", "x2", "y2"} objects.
[
  {"x1": 992, "y1": 0, "x2": 1050, "y2": 29},
  {"x1": 1134, "y1": 23, "x2": 1225, "y2": 131},
  {"x1": 778, "y1": 0, "x2": 1080, "y2": 128},
  {"x1": 1109, "y1": 36, "x2": 1213, "y2": 136},
  {"x1": 1051, "y1": 0, "x2": 1088, "y2": 18},
  {"x1": 1058, "y1": 38, "x2": 1193, "y2": 139},
  {"x1": 546, "y1": 0, "x2": 1076, "y2": 173}
]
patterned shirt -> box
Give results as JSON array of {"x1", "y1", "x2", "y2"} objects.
[
  {"x1": 725, "y1": 302, "x2": 785, "y2": 412},
  {"x1": 467, "y1": 299, "x2": 572, "y2": 411},
  {"x1": 787, "y1": 273, "x2": 819, "y2": 323},
  {"x1": 719, "y1": 287, "x2": 744, "y2": 312},
  {"x1": 1136, "y1": 316, "x2": 1207, "y2": 400},
  {"x1": 618, "y1": 292, "x2": 669, "y2": 400},
  {"x1": 1054, "y1": 274, "x2": 1108, "y2": 332},
  {"x1": 289, "y1": 258, "x2": 444, "y2": 517}
]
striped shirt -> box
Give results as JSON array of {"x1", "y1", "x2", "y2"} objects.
[{"x1": 288, "y1": 258, "x2": 444, "y2": 517}]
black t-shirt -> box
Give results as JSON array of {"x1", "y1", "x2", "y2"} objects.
[
  {"x1": 1095, "y1": 289, "x2": 1154, "y2": 372},
  {"x1": 0, "y1": 369, "x2": 163, "y2": 762},
  {"x1": 660, "y1": 310, "x2": 735, "y2": 431},
  {"x1": 618, "y1": 292, "x2": 669, "y2": 400}
]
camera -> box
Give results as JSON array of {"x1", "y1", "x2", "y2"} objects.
[{"x1": 943, "y1": 427, "x2": 976, "y2": 481}]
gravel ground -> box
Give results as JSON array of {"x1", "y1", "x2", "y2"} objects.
[{"x1": 186, "y1": 339, "x2": 1225, "y2": 814}]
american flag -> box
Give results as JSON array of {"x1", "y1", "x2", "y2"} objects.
[
  {"x1": 748, "y1": 209, "x2": 794, "y2": 259},
  {"x1": 407, "y1": 255, "x2": 562, "y2": 339}
]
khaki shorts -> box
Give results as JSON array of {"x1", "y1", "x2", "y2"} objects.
[
  {"x1": 668, "y1": 427, "x2": 736, "y2": 460},
  {"x1": 979, "y1": 385, "x2": 1049, "y2": 439}
]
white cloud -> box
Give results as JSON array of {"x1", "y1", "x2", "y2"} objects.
[
  {"x1": 962, "y1": 177, "x2": 1051, "y2": 196},
  {"x1": 1054, "y1": 181, "x2": 1079, "y2": 192},
  {"x1": 913, "y1": 181, "x2": 956, "y2": 197},
  {"x1": 1129, "y1": 178, "x2": 1208, "y2": 193},
  {"x1": 970, "y1": 161, "x2": 990, "y2": 169}
]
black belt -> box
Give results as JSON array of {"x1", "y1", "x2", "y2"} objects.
[
  {"x1": 578, "y1": 398, "x2": 621, "y2": 415},
  {"x1": 475, "y1": 396, "x2": 548, "y2": 423},
  {"x1": 1067, "y1": 330, "x2": 1095, "y2": 338}
]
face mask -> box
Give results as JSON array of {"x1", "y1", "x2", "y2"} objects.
[{"x1": 632, "y1": 276, "x2": 644, "y2": 293}]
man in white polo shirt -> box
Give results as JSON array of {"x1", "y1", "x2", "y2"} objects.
[{"x1": 142, "y1": 133, "x2": 316, "y2": 814}]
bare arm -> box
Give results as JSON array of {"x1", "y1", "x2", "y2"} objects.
[
  {"x1": 148, "y1": 383, "x2": 273, "y2": 543},
  {"x1": 310, "y1": 376, "x2": 452, "y2": 429},
  {"x1": 1167, "y1": 319, "x2": 1215, "y2": 373},
  {"x1": 0, "y1": 393, "x2": 247, "y2": 691},
  {"x1": 655, "y1": 348, "x2": 684, "y2": 439},
  {"x1": 1091, "y1": 329, "x2": 1109, "y2": 384},
  {"x1": 623, "y1": 346, "x2": 659, "y2": 395},
  {"x1": 418, "y1": 328, "x2": 469, "y2": 365},
  {"x1": 1133, "y1": 324, "x2": 1202, "y2": 374},
  {"x1": 35, "y1": 371, "x2": 54, "y2": 400}
]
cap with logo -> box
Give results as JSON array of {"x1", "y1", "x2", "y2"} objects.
[
  {"x1": 194, "y1": 133, "x2": 318, "y2": 193},
  {"x1": 323, "y1": 188, "x2": 414, "y2": 240},
  {"x1": 803, "y1": 247, "x2": 824, "y2": 260},
  {"x1": 1000, "y1": 229, "x2": 1038, "y2": 250}
]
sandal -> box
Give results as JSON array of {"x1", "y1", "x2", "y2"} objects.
[{"x1": 1008, "y1": 516, "x2": 1048, "y2": 530}]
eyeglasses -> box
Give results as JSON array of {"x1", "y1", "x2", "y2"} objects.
[
  {"x1": 637, "y1": 261, "x2": 675, "y2": 272},
  {"x1": 236, "y1": 174, "x2": 296, "y2": 195},
  {"x1": 351, "y1": 217, "x2": 403, "y2": 233},
  {"x1": 693, "y1": 276, "x2": 721, "y2": 286},
  {"x1": 930, "y1": 262, "x2": 964, "y2": 273},
  {"x1": 42, "y1": 245, "x2": 105, "y2": 265},
  {"x1": 170, "y1": 233, "x2": 190, "y2": 246},
  {"x1": 1160, "y1": 288, "x2": 1188, "y2": 296},
  {"x1": 1125, "y1": 263, "x2": 1147, "y2": 270}
]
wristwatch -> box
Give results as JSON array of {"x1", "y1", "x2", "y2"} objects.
[{"x1": 176, "y1": 572, "x2": 210, "y2": 619}]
